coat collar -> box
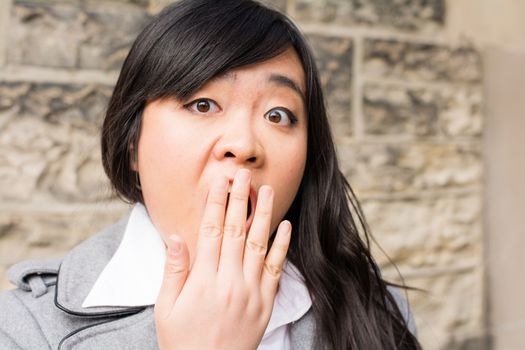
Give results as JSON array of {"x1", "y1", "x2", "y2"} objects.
[
  {"x1": 54, "y1": 210, "x2": 144, "y2": 316},
  {"x1": 81, "y1": 204, "x2": 166, "y2": 308}
]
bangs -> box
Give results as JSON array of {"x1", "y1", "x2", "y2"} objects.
[
  {"x1": 131, "y1": 0, "x2": 295, "y2": 102},
  {"x1": 101, "y1": 0, "x2": 322, "y2": 206}
]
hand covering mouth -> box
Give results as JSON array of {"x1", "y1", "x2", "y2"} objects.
[{"x1": 225, "y1": 185, "x2": 257, "y2": 223}]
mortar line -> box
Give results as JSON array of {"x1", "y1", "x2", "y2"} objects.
[
  {"x1": 352, "y1": 33, "x2": 364, "y2": 139},
  {"x1": 336, "y1": 135, "x2": 483, "y2": 145},
  {"x1": 0, "y1": 201, "x2": 131, "y2": 214},
  {"x1": 0, "y1": 66, "x2": 119, "y2": 85},
  {"x1": 298, "y1": 23, "x2": 454, "y2": 44},
  {"x1": 382, "y1": 261, "x2": 479, "y2": 280},
  {"x1": 355, "y1": 186, "x2": 483, "y2": 201},
  {"x1": 363, "y1": 76, "x2": 482, "y2": 91},
  {"x1": 0, "y1": 0, "x2": 12, "y2": 68}
]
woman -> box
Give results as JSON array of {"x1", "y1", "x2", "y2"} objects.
[{"x1": 0, "y1": 0, "x2": 420, "y2": 349}]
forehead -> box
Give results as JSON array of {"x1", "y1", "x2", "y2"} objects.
[{"x1": 209, "y1": 48, "x2": 306, "y2": 100}]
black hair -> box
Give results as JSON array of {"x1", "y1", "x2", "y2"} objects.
[{"x1": 101, "y1": 0, "x2": 421, "y2": 348}]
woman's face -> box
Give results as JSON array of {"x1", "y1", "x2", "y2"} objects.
[{"x1": 134, "y1": 48, "x2": 308, "y2": 263}]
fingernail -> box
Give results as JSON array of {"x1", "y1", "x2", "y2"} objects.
[
  {"x1": 237, "y1": 169, "x2": 250, "y2": 183},
  {"x1": 168, "y1": 234, "x2": 182, "y2": 256},
  {"x1": 281, "y1": 221, "x2": 292, "y2": 236}
]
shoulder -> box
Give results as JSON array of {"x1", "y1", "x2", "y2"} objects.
[
  {"x1": 0, "y1": 257, "x2": 62, "y2": 349},
  {"x1": 387, "y1": 285, "x2": 418, "y2": 337},
  {"x1": 5, "y1": 256, "x2": 61, "y2": 297},
  {"x1": 0, "y1": 212, "x2": 131, "y2": 348}
]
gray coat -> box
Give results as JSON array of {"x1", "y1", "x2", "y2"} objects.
[{"x1": 0, "y1": 212, "x2": 416, "y2": 349}]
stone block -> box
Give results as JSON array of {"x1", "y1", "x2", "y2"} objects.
[
  {"x1": 337, "y1": 142, "x2": 482, "y2": 194},
  {"x1": 307, "y1": 34, "x2": 353, "y2": 139},
  {"x1": 13, "y1": 1, "x2": 149, "y2": 4},
  {"x1": 147, "y1": 0, "x2": 176, "y2": 13},
  {"x1": 9, "y1": 1, "x2": 150, "y2": 70},
  {"x1": 293, "y1": 0, "x2": 445, "y2": 31},
  {"x1": 401, "y1": 268, "x2": 485, "y2": 350},
  {"x1": 0, "y1": 206, "x2": 129, "y2": 291},
  {"x1": 363, "y1": 84, "x2": 483, "y2": 137},
  {"x1": 0, "y1": 82, "x2": 115, "y2": 203},
  {"x1": 258, "y1": 0, "x2": 287, "y2": 12},
  {"x1": 360, "y1": 193, "x2": 482, "y2": 270},
  {"x1": 148, "y1": 0, "x2": 286, "y2": 15},
  {"x1": 364, "y1": 39, "x2": 482, "y2": 83}
]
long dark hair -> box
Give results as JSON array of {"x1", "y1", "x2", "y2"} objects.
[{"x1": 101, "y1": 0, "x2": 421, "y2": 348}]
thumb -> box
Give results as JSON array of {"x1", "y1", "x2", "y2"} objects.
[{"x1": 155, "y1": 234, "x2": 189, "y2": 320}]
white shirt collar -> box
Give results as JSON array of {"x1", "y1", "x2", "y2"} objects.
[{"x1": 82, "y1": 203, "x2": 312, "y2": 338}]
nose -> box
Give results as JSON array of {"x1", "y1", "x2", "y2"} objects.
[{"x1": 213, "y1": 116, "x2": 264, "y2": 167}]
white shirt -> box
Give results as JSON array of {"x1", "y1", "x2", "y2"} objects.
[{"x1": 83, "y1": 203, "x2": 312, "y2": 349}]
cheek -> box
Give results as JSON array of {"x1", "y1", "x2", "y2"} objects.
[
  {"x1": 138, "y1": 128, "x2": 183, "y2": 185},
  {"x1": 137, "y1": 106, "x2": 200, "y2": 180},
  {"x1": 136, "y1": 114, "x2": 209, "y2": 242},
  {"x1": 136, "y1": 113, "x2": 203, "y2": 208},
  {"x1": 270, "y1": 143, "x2": 307, "y2": 232}
]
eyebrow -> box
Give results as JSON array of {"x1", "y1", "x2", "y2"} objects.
[
  {"x1": 267, "y1": 73, "x2": 306, "y2": 103},
  {"x1": 212, "y1": 71, "x2": 306, "y2": 102}
]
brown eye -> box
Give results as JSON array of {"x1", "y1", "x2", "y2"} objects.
[
  {"x1": 185, "y1": 98, "x2": 219, "y2": 114},
  {"x1": 268, "y1": 110, "x2": 282, "y2": 123},
  {"x1": 264, "y1": 107, "x2": 298, "y2": 126},
  {"x1": 196, "y1": 100, "x2": 210, "y2": 113}
]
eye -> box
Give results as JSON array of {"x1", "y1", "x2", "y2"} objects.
[
  {"x1": 184, "y1": 98, "x2": 220, "y2": 114},
  {"x1": 264, "y1": 107, "x2": 298, "y2": 126}
]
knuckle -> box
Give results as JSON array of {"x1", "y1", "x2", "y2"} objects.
[
  {"x1": 217, "y1": 284, "x2": 235, "y2": 305},
  {"x1": 217, "y1": 281, "x2": 249, "y2": 307},
  {"x1": 273, "y1": 241, "x2": 289, "y2": 254},
  {"x1": 223, "y1": 224, "x2": 244, "y2": 239},
  {"x1": 208, "y1": 194, "x2": 226, "y2": 206},
  {"x1": 165, "y1": 261, "x2": 186, "y2": 275},
  {"x1": 260, "y1": 305, "x2": 273, "y2": 323},
  {"x1": 245, "y1": 239, "x2": 267, "y2": 256},
  {"x1": 257, "y1": 207, "x2": 272, "y2": 218},
  {"x1": 263, "y1": 262, "x2": 282, "y2": 278},
  {"x1": 247, "y1": 297, "x2": 263, "y2": 316},
  {"x1": 229, "y1": 191, "x2": 246, "y2": 201},
  {"x1": 200, "y1": 222, "x2": 222, "y2": 238}
]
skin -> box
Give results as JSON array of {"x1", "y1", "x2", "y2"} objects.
[
  {"x1": 133, "y1": 48, "x2": 309, "y2": 348},
  {"x1": 134, "y1": 47, "x2": 308, "y2": 265}
]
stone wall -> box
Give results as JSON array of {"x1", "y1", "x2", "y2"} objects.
[{"x1": 0, "y1": 0, "x2": 485, "y2": 348}]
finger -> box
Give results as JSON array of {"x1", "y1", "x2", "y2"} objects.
[
  {"x1": 155, "y1": 234, "x2": 189, "y2": 320},
  {"x1": 191, "y1": 176, "x2": 229, "y2": 276},
  {"x1": 260, "y1": 221, "x2": 291, "y2": 307},
  {"x1": 217, "y1": 168, "x2": 250, "y2": 277},
  {"x1": 243, "y1": 185, "x2": 273, "y2": 286}
]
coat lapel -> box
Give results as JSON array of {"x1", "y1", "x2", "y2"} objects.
[
  {"x1": 290, "y1": 309, "x2": 315, "y2": 349},
  {"x1": 58, "y1": 307, "x2": 158, "y2": 350}
]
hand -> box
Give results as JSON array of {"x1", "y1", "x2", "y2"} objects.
[{"x1": 154, "y1": 168, "x2": 292, "y2": 350}]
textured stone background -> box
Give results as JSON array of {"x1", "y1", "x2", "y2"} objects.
[{"x1": 0, "y1": 0, "x2": 485, "y2": 349}]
